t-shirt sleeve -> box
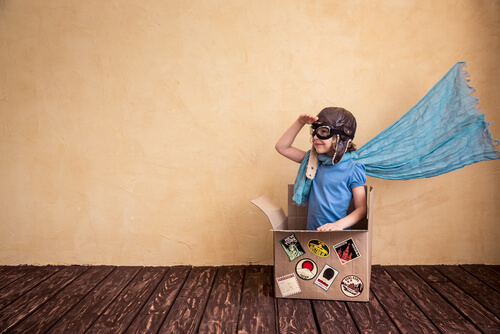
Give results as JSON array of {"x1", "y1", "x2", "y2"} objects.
[{"x1": 350, "y1": 163, "x2": 367, "y2": 188}]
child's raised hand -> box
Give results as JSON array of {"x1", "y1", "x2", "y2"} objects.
[{"x1": 298, "y1": 114, "x2": 319, "y2": 125}]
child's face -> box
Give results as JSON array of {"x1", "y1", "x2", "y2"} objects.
[{"x1": 313, "y1": 135, "x2": 337, "y2": 156}]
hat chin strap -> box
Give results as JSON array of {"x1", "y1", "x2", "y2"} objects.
[
  {"x1": 332, "y1": 137, "x2": 352, "y2": 165},
  {"x1": 331, "y1": 134, "x2": 340, "y2": 165},
  {"x1": 306, "y1": 147, "x2": 318, "y2": 180}
]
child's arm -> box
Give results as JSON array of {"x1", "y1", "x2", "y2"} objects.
[
  {"x1": 275, "y1": 114, "x2": 318, "y2": 163},
  {"x1": 317, "y1": 186, "x2": 367, "y2": 231}
]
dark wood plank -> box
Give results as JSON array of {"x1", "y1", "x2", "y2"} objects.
[
  {"x1": 432, "y1": 282, "x2": 500, "y2": 333},
  {"x1": 125, "y1": 266, "x2": 190, "y2": 334},
  {"x1": 0, "y1": 266, "x2": 61, "y2": 310},
  {"x1": 86, "y1": 266, "x2": 168, "y2": 333},
  {"x1": 198, "y1": 266, "x2": 245, "y2": 334},
  {"x1": 385, "y1": 266, "x2": 481, "y2": 334},
  {"x1": 0, "y1": 266, "x2": 34, "y2": 290},
  {"x1": 47, "y1": 266, "x2": 141, "y2": 334},
  {"x1": 460, "y1": 264, "x2": 500, "y2": 293},
  {"x1": 158, "y1": 266, "x2": 218, "y2": 333},
  {"x1": 0, "y1": 266, "x2": 88, "y2": 332},
  {"x1": 411, "y1": 265, "x2": 449, "y2": 283},
  {"x1": 370, "y1": 266, "x2": 438, "y2": 333},
  {"x1": 413, "y1": 266, "x2": 500, "y2": 333},
  {"x1": 9, "y1": 266, "x2": 115, "y2": 334},
  {"x1": 312, "y1": 300, "x2": 358, "y2": 334},
  {"x1": 237, "y1": 266, "x2": 277, "y2": 334},
  {"x1": 2, "y1": 264, "x2": 499, "y2": 334},
  {"x1": 347, "y1": 292, "x2": 399, "y2": 333},
  {"x1": 434, "y1": 265, "x2": 500, "y2": 318},
  {"x1": 277, "y1": 299, "x2": 318, "y2": 334}
]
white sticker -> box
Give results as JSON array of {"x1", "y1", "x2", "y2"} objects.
[
  {"x1": 276, "y1": 273, "x2": 301, "y2": 297},
  {"x1": 295, "y1": 258, "x2": 318, "y2": 280},
  {"x1": 314, "y1": 264, "x2": 339, "y2": 292},
  {"x1": 341, "y1": 275, "x2": 364, "y2": 298}
]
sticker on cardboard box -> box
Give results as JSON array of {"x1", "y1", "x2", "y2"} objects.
[
  {"x1": 314, "y1": 264, "x2": 339, "y2": 291},
  {"x1": 334, "y1": 238, "x2": 360, "y2": 265},
  {"x1": 308, "y1": 239, "x2": 330, "y2": 258},
  {"x1": 279, "y1": 233, "x2": 306, "y2": 261},
  {"x1": 295, "y1": 258, "x2": 318, "y2": 280},
  {"x1": 276, "y1": 273, "x2": 301, "y2": 297},
  {"x1": 341, "y1": 275, "x2": 364, "y2": 298}
]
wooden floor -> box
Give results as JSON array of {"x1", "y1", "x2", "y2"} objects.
[{"x1": 0, "y1": 265, "x2": 499, "y2": 333}]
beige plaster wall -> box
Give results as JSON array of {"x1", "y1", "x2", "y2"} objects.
[{"x1": 1, "y1": 0, "x2": 499, "y2": 266}]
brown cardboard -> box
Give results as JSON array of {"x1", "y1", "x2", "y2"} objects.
[{"x1": 252, "y1": 185, "x2": 373, "y2": 302}]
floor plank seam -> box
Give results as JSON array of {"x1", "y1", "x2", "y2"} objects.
[
  {"x1": 87, "y1": 267, "x2": 144, "y2": 333},
  {"x1": 460, "y1": 265, "x2": 499, "y2": 293},
  {"x1": 424, "y1": 267, "x2": 482, "y2": 333},
  {"x1": 22, "y1": 266, "x2": 91, "y2": 332},
  {"x1": 45, "y1": 266, "x2": 118, "y2": 334},
  {"x1": 345, "y1": 300, "x2": 362, "y2": 334},
  {"x1": 235, "y1": 266, "x2": 249, "y2": 333},
  {"x1": 370, "y1": 288, "x2": 402, "y2": 334},
  {"x1": 431, "y1": 265, "x2": 500, "y2": 333},
  {"x1": 309, "y1": 300, "x2": 323, "y2": 334},
  {"x1": 384, "y1": 266, "x2": 442, "y2": 333},
  {"x1": 156, "y1": 265, "x2": 193, "y2": 333},
  {"x1": 122, "y1": 266, "x2": 171, "y2": 334},
  {"x1": 195, "y1": 266, "x2": 219, "y2": 334}
]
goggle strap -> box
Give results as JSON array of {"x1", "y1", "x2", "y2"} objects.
[{"x1": 311, "y1": 122, "x2": 354, "y2": 140}]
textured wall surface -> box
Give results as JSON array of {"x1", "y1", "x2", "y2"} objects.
[{"x1": 1, "y1": 0, "x2": 499, "y2": 265}]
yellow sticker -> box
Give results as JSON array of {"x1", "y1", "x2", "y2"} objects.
[{"x1": 308, "y1": 239, "x2": 330, "y2": 257}]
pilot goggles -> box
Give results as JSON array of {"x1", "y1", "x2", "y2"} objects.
[{"x1": 310, "y1": 122, "x2": 354, "y2": 140}]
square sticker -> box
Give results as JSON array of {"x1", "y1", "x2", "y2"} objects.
[
  {"x1": 334, "y1": 238, "x2": 360, "y2": 265},
  {"x1": 276, "y1": 273, "x2": 301, "y2": 297},
  {"x1": 314, "y1": 264, "x2": 339, "y2": 292}
]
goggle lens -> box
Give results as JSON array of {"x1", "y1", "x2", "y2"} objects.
[{"x1": 311, "y1": 122, "x2": 335, "y2": 140}]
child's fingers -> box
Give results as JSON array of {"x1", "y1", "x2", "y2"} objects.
[{"x1": 300, "y1": 114, "x2": 318, "y2": 124}]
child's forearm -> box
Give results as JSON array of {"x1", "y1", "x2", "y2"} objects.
[
  {"x1": 275, "y1": 118, "x2": 307, "y2": 163},
  {"x1": 316, "y1": 208, "x2": 366, "y2": 231},
  {"x1": 336, "y1": 207, "x2": 367, "y2": 229},
  {"x1": 275, "y1": 119, "x2": 303, "y2": 150}
]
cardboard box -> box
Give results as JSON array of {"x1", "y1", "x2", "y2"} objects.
[{"x1": 252, "y1": 185, "x2": 373, "y2": 302}]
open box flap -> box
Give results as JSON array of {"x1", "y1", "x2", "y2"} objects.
[{"x1": 251, "y1": 195, "x2": 286, "y2": 229}]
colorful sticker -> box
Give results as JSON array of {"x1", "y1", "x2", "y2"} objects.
[
  {"x1": 276, "y1": 273, "x2": 301, "y2": 297},
  {"x1": 308, "y1": 239, "x2": 330, "y2": 258},
  {"x1": 314, "y1": 264, "x2": 339, "y2": 292},
  {"x1": 341, "y1": 275, "x2": 364, "y2": 298},
  {"x1": 295, "y1": 258, "x2": 318, "y2": 280},
  {"x1": 334, "y1": 238, "x2": 360, "y2": 265},
  {"x1": 280, "y1": 233, "x2": 306, "y2": 261}
]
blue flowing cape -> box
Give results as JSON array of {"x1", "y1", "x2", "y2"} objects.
[{"x1": 293, "y1": 62, "x2": 500, "y2": 205}]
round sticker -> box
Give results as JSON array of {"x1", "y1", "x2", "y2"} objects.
[
  {"x1": 341, "y1": 275, "x2": 364, "y2": 298},
  {"x1": 308, "y1": 239, "x2": 330, "y2": 257},
  {"x1": 295, "y1": 258, "x2": 318, "y2": 280}
]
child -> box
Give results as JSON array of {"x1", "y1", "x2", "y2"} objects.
[{"x1": 275, "y1": 107, "x2": 367, "y2": 231}]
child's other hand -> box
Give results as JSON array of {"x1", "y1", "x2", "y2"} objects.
[
  {"x1": 317, "y1": 222, "x2": 344, "y2": 231},
  {"x1": 298, "y1": 114, "x2": 319, "y2": 125}
]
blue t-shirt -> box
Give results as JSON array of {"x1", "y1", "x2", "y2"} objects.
[{"x1": 306, "y1": 158, "x2": 366, "y2": 231}]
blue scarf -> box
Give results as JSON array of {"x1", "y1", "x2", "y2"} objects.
[{"x1": 293, "y1": 62, "x2": 500, "y2": 205}]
